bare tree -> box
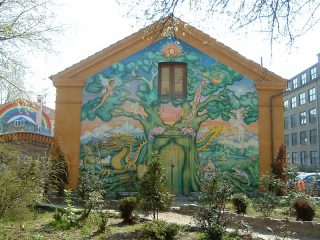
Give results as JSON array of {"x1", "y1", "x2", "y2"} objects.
[
  {"x1": 117, "y1": 0, "x2": 320, "y2": 48},
  {"x1": 0, "y1": 0, "x2": 58, "y2": 103}
]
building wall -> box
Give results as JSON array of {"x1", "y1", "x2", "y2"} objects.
[
  {"x1": 52, "y1": 26, "x2": 286, "y2": 191},
  {"x1": 284, "y1": 60, "x2": 320, "y2": 170}
]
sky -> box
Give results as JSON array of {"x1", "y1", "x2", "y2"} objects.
[{"x1": 25, "y1": 0, "x2": 320, "y2": 109}]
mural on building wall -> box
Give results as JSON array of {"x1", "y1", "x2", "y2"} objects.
[
  {"x1": 0, "y1": 101, "x2": 52, "y2": 136},
  {"x1": 81, "y1": 37, "x2": 259, "y2": 194}
]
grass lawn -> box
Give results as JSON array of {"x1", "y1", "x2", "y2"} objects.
[{"x1": 0, "y1": 209, "x2": 199, "y2": 240}]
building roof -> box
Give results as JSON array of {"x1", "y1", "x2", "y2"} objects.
[{"x1": 51, "y1": 17, "x2": 287, "y2": 90}]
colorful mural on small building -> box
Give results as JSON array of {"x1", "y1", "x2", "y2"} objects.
[
  {"x1": 80, "y1": 37, "x2": 259, "y2": 194},
  {"x1": 0, "y1": 100, "x2": 54, "y2": 136}
]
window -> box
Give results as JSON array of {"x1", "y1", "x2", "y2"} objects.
[
  {"x1": 284, "y1": 100, "x2": 289, "y2": 110},
  {"x1": 291, "y1": 114, "x2": 297, "y2": 128},
  {"x1": 300, "y1": 151, "x2": 307, "y2": 165},
  {"x1": 292, "y1": 152, "x2": 298, "y2": 164},
  {"x1": 301, "y1": 73, "x2": 307, "y2": 85},
  {"x1": 310, "y1": 129, "x2": 317, "y2": 144},
  {"x1": 14, "y1": 120, "x2": 24, "y2": 127},
  {"x1": 310, "y1": 151, "x2": 318, "y2": 164},
  {"x1": 284, "y1": 117, "x2": 289, "y2": 129},
  {"x1": 291, "y1": 96, "x2": 297, "y2": 108},
  {"x1": 300, "y1": 131, "x2": 307, "y2": 144},
  {"x1": 299, "y1": 112, "x2": 307, "y2": 125},
  {"x1": 309, "y1": 108, "x2": 317, "y2": 123},
  {"x1": 311, "y1": 67, "x2": 317, "y2": 80},
  {"x1": 292, "y1": 78, "x2": 298, "y2": 89},
  {"x1": 291, "y1": 133, "x2": 297, "y2": 145},
  {"x1": 299, "y1": 92, "x2": 306, "y2": 105},
  {"x1": 158, "y1": 62, "x2": 187, "y2": 98},
  {"x1": 309, "y1": 87, "x2": 316, "y2": 101},
  {"x1": 285, "y1": 134, "x2": 290, "y2": 147}
]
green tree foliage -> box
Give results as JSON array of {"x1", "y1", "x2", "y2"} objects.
[
  {"x1": 117, "y1": 1, "x2": 320, "y2": 46},
  {"x1": 0, "y1": 0, "x2": 57, "y2": 102},
  {"x1": 45, "y1": 147, "x2": 69, "y2": 196},
  {"x1": 138, "y1": 151, "x2": 173, "y2": 220},
  {"x1": 0, "y1": 142, "x2": 43, "y2": 221}
]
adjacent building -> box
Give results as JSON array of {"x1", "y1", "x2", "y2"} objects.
[
  {"x1": 0, "y1": 99, "x2": 55, "y2": 161},
  {"x1": 284, "y1": 54, "x2": 320, "y2": 171}
]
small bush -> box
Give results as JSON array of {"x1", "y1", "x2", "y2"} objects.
[
  {"x1": 232, "y1": 193, "x2": 249, "y2": 214},
  {"x1": 293, "y1": 198, "x2": 315, "y2": 221},
  {"x1": 252, "y1": 193, "x2": 277, "y2": 217},
  {"x1": 119, "y1": 196, "x2": 137, "y2": 223},
  {"x1": 204, "y1": 224, "x2": 224, "y2": 240},
  {"x1": 140, "y1": 220, "x2": 180, "y2": 240}
]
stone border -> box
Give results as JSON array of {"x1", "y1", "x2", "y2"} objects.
[{"x1": 174, "y1": 204, "x2": 320, "y2": 239}]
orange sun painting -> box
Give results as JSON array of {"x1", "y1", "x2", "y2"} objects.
[{"x1": 162, "y1": 42, "x2": 182, "y2": 58}]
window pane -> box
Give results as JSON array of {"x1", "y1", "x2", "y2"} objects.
[
  {"x1": 309, "y1": 108, "x2": 317, "y2": 123},
  {"x1": 291, "y1": 96, "x2": 297, "y2": 108},
  {"x1": 174, "y1": 66, "x2": 184, "y2": 96},
  {"x1": 160, "y1": 66, "x2": 170, "y2": 95}
]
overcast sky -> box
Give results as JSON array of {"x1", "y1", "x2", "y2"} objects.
[{"x1": 25, "y1": 0, "x2": 320, "y2": 109}]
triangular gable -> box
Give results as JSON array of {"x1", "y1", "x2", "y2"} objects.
[{"x1": 51, "y1": 18, "x2": 287, "y2": 90}]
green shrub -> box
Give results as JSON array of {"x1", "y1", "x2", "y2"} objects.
[
  {"x1": 119, "y1": 196, "x2": 137, "y2": 223},
  {"x1": 194, "y1": 170, "x2": 233, "y2": 240},
  {"x1": 140, "y1": 220, "x2": 180, "y2": 240},
  {"x1": 97, "y1": 210, "x2": 109, "y2": 232},
  {"x1": 252, "y1": 193, "x2": 277, "y2": 217},
  {"x1": 232, "y1": 193, "x2": 249, "y2": 214},
  {"x1": 204, "y1": 224, "x2": 224, "y2": 240},
  {"x1": 0, "y1": 144, "x2": 43, "y2": 221},
  {"x1": 293, "y1": 198, "x2": 315, "y2": 221}
]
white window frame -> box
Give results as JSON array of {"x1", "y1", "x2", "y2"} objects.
[
  {"x1": 301, "y1": 73, "x2": 307, "y2": 84},
  {"x1": 311, "y1": 67, "x2": 317, "y2": 80},
  {"x1": 291, "y1": 96, "x2": 297, "y2": 108},
  {"x1": 309, "y1": 88, "x2": 316, "y2": 101},
  {"x1": 299, "y1": 92, "x2": 306, "y2": 105}
]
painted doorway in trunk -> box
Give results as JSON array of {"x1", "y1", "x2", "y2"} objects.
[{"x1": 153, "y1": 135, "x2": 191, "y2": 195}]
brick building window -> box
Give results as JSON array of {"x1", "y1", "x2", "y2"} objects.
[
  {"x1": 301, "y1": 73, "x2": 307, "y2": 85},
  {"x1": 299, "y1": 112, "x2": 307, "y2": 125},
  {"x1": 309, "y1": 87, "x2": 316, "y2": 101},
  {"x1": 291, "y1": 114, "x2": 297, "y2": 128},
  {"x1": 291, "y1": 96, "x2": 297, "y2": 108},
  {"x1": 292, "y1": 152, "x2": 298, "y2": 164},
  {"x1": 310, "y1": 129, "x2": 317, "y2": 144},
  {"x1": 299, "y1": 92, "x2": 306, "y2": 105},
  {"x1": 300, "y1": 131, "x2": 307, "y2": 144},
  {"x1": 300, "y1": 151, "x2": 307, "y2": 165},
  {"x1": 292, "y1": 78, "x2": 298, "y2": 89},
  {"x1": 310, "y1": 151, "x2": 318, "y2": 164},
  {"x1": 291, "y1": 133, "x2": 297, "y2": 145},
  {"x1": 311, "y1": 67, "x2": 317, "y2": 80},
  {"x1": 309, "y1": 108, "x2": 317, "y2": 123}
]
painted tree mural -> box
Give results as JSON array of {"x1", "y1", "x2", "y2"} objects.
[{"x1": 81, "y1": 38, "x2": 259, "y2": 194}]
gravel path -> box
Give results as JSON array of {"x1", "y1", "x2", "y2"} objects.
[{"x1": 150, "y1": 212, "x2": 318, "y2": 240}]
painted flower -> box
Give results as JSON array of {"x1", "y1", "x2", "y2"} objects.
[
  {"x1": 162, "y1": 42, "x2": 182, "y2": 58},
  {"x1": 180, "y1": 127, "x2": 196, "y2": 137},
  {"x1": 148, "y1": 126, "x2": 166, "y2": 138}
]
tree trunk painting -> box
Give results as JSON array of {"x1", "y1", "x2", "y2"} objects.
[{"x1": 80, "y1": 37, "x2": 259, "y2": 194}]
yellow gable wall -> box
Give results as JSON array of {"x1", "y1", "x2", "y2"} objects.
[{"x1": 52, "y1": 22, "x2": 286, "y2": 189}]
